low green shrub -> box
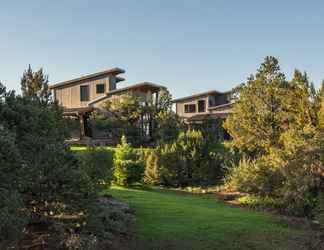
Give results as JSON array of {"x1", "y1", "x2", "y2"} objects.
[
  {"x1": 64, "y1": 234, "x2": 98, "y2": 250},
  {"x1": 84, "y1": 202, "x2": 134, "y2": 240},
  {"x1": 0, "y1": 189, "x2": 26, "y2": 245},
  {"x1": 144, "y1": 149, "x2": 163, "y2": 185},
  {"x1": 225, "y1": 157, "x2": 282, "y2": 196},
  {"x1": 144, "y1": 130, "x2": 225, "y2": 187},
  {"x1": 238, "y1": 195, "x2": 279, "y2": 210},
  {"x1": 314, "y1": 193, "x2": 324, "y2": 227},
  {"x1": 144, "y1": 143, "x2": 179, "y2": 186},
  {"x1": 75, "y1": 146, "x2": 114, "y2": 186},
  {"x1": 113, "y1": 136, "x2": 144, "y2": 186}
]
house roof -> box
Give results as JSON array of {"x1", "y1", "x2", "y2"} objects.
[
  {"x1": 49, "y1": 67, "x2": 125, "y2": 89},
  {"x1": 172, "y1": 89, "x2": 233, "y2": 103},
  {"x1": 172, "y1": 90, "x2": 220, "y2": 103},
  {"x1": 88, "y1": 82, "x2": 164, "y2": 106}
]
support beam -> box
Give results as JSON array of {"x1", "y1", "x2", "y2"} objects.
[
  {"x1": 79, "y1": 113, "x2": 85, "y2": 138},
  {"x1": 155, "y1": 91, "x2": 159, "y2": 108}
]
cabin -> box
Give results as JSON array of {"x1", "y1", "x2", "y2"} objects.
[
  {"x1": 49, "y1": 68, "x2": 163, "y2": 140},
  {"x1": 172, "y1": 90, "x2": 234, "y2": 139}
]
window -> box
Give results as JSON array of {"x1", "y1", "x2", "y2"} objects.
[
  {"x1": 96, "y1": 83, "x2": 105, "y2": 94},
  {"x1": 80, "y1": 85, "x2": 89, "y2": 102},
  {"x1": 198, "y1": 100, "x2": 206, "y2": 113},
  {"x1": 184, "y1": 104, "x2": 196, "y2": 113}
]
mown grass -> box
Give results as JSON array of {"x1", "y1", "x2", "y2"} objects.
[{"x1": 107, "y1": 185, "x2": 310, "y2": 250}]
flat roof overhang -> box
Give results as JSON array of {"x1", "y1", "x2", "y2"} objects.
[{"x1": 49, "y1": 67, "x2": 125, "y2": 90}]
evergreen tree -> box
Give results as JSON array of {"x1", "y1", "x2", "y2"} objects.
[
  {"x1": 0, "y1": 120, "x2": 26, "y2": 243},
  {"x1": 113, "y1": 135, "x2": 143, "y2": 186},
  {"x1": 0, "y1": 79, "x2": 105, "y2": 243},
  {"x1": 21, "y1": 65, "x2": 50, "y2": 103},
  {"x1": 224, "y1": 56, "x2": 289, "y2": 156},
  {"x1": 317, "y1": 80, "x2": 324, "y2": 129},
  {"x1": 154, "y1": 88, "x2": 182, "y2": 143},
  {"x1": 156, "y1": 87, "x2": 173, "y2": 112},
  {"x1": 283, "y1": 70, "x2": 316, "y2": 129},
  {"x1": 224, "y1": 57, "x2": 324, "y2": 215}
]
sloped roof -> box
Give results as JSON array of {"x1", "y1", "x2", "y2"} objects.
[
  {"x1": 172, "y1": 89, "x2": 232, "y2": 103},
  {"x1": 49, "y1": 67, "x2": 125, "y2": 89},
  {"x1": 88, "y1": 82, "x2": 164, "y2": 106},
  {"x1": 172, "y1": 90, "x2": 220, "y2": 103}
]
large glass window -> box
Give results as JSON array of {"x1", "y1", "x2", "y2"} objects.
[
  {"x1": 184, "y1": 104, "x2": 196, "y2": 113},
  {"x1": 198, "y1": 100, "x2": 206, "y2": 112},
  {"x1": 96, "y1": 83, "x2": 105, "y2": 94},
  {"x1": 80, "y1": 85, "x2": 90, "y2": 102}
]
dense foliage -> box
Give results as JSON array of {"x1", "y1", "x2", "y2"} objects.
[
  {"x1": 144, "y1": 130, "x2": 225, "y2": 187},
  {"x1": 20, "y1": 64, "x2": 50, "y2": 103},
  {"x1": 113, "y1": 136, "x2": 145, "y2": 186},
  {"x1": 0, "y1": 69, "x2": 129, "y2": 248},
  {"x1": 90, "y1": 88, "x2": 181, "y2": 146},
  {"x1": 75, "y1": 146, "x2": 114, "y2": 186},
  {"x1": 224, "y1": 56, "x2": 324, "y2": 216}
]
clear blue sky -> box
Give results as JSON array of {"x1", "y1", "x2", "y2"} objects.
[{"x1": 1, "y1": 0, "x2": 323, "y2": 98}]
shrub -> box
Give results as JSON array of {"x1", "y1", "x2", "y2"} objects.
[
  {"x1": 144, "y1": 130, "x2": 225, "y2": 187},
  {"x1": 84, "y1": 201, "x2": 134, "y2": 240},
  {"x1": 113, "y1": 136, "x2": 144, "y2": 186},
  {"x1": 238, "y1": 195, "x2": 279, "y2": 210},
  {"x1": 278, "y1": 144, "x2": 322, "y2": 216},
  {"x1": 314, "y1": 193, "x2": 324, "y2": 227},
  {"x1": 225, "y1": 157, "x2": 282, "y2": 196},
  {"x1": 0, "y1": 189, "x2": 26, "y2": 243},
  {"x1": 144, "y1": 144, "x2": 179, "y2": 186},
  {"x1": 0, "y1": 126, "x2": 26, "y2": 243},
  {"x1": 63, "y1": 234, "x2": 98, "y2": 250},
  {"x1": 75, "y1": 146, "x2": 114, "y2": 186},
  {"x1": 144, "y1": 149, "x2": 162, "y2": 185}
]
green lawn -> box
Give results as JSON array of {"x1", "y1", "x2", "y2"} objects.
[{"x1": 107, "y1": 186, "x2": 310, "y2": 250}]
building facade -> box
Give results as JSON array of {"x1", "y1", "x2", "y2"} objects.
[
  {"x1": 173, "y1": 90, "x2": 234, "y2": 139},
  {"x1": 173, "y1": 90, "x2": 234, "y2": 122},
  {"x1": 49, "y1": 68, "x2": 163, "y2": 140}
]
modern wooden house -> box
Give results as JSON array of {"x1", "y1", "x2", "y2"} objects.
[
  {"x1": 173, "y1": 90, "x2": 234, "y2": 121},
  {"x1": 49, "y1": 68, "x2": 163, "y2": 139},
  {"x1": 172, "y1": 90, "x2": 234, "y2": 139}
]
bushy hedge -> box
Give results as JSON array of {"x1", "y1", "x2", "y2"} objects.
[
  {"x1": 225, "y1": 157, "x2": 283, "y2": 196},
  {"x1": 144, "y1": 130, "x2": 226, "y2": 187},
  {"x1": 113, "y1": 136, "x2": 145, "y2": 186},
  {"x1": 74, "y1": 146, "x2": 114, "y2": 186},
  {"x1": 225, "y1": 148, "x2": 324, "y2": 216}
]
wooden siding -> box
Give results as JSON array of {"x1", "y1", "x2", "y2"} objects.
[
  {"x1": 175, "y1": 93, "x2": 233, "y2": 119},
  {"x1": 54, "y1": 75, "x2": 115, "y2": 109},
  {"x1": 175, "y1": 95, "x2": 209, "y2": 118}
]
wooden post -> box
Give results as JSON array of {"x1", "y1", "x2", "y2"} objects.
[
  {"x1": 79, "y1": 113, "x2": 85, "y2": 138},
  {"x1": 155, "y1": 91, "x2": 159, "y2": 108}
]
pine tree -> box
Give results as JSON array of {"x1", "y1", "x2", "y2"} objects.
[
  {"x1": 21, "y1": 65, "x2": 50, "y2": 103},
  {"x1": 224, "y1": 57, "x2": 324, "y2": 215},
  {"x1": 223, "y1": 56, "x2": 289, "y2": 156},
  {"x1": 317, "y1": 80, "x2": 324, "y2": 129},
  {"x1": 284, "y1": 70, "x2": 316, "y2": 129}
]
